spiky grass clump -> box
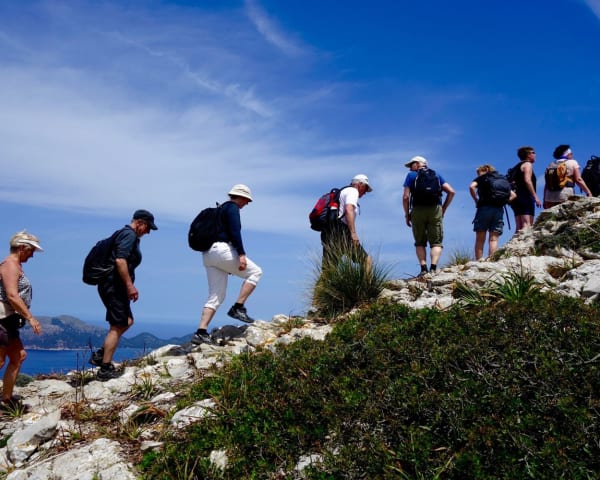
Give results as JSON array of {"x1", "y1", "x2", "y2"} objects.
[
  {"x1": 454, "y1": 265, "x2": 540, "y2": 307},
  {"x1": 311, "y1": 243, "x2": 392, "y2": 318},
  {"x1": 445, "y1": 246, "x2": 473, "y2": 267}
]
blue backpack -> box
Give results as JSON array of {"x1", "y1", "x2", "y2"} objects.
[{"x1": 479, "y1": 171, "x2": 512, "y2": 207}]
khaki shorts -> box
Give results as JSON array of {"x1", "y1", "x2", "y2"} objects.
[{"x1": 410, "y1": 205, "x2": 443, "y2": 247}]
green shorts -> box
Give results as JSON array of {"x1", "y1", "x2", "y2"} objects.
[{"x1": 410, "y1": 205, "x2": 443, "y2": 247}]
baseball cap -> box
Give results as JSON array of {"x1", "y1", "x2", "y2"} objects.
[
  {"x1": 133, "y1": 209, "x2": 158, "y2": 230},
  {"x1": 352, "y1": 174, "x2": 373, "y2": 192},
  {"x1": 404, "y1": 155, "x2": 428, "y2": 168}
]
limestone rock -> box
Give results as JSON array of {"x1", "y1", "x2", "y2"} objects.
[{"x1": 6, "y1": 438, "x2": 137, "y2": 480}]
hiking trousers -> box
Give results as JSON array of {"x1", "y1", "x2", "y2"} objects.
[{"x1": 202, "y1": 242, "x2": 262, "y2": 311}]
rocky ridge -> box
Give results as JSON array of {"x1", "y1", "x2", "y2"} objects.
[{"x1": 1, "y1": 196, "x2": 599, "y2": 479}]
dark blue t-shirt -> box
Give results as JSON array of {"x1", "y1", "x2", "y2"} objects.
[
  {"x1": 215, "y1": 201, "x2": 246, "y2": 255},
  {"x1": 110, "y1": 225, "x2": 141, "y2": 281}
]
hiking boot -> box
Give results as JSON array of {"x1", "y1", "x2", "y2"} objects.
[
  {"x1": 89, "y1": 348, "x2": 104, "y2": 367},
  {"x1": 227, "y1": 305, "x2": 254, "y2": 324},
  {"x1": 96, "y1": 363, "x2": 122, "y2": 382},
  {"x1": 191, "y1": 331, "x2": 212, "y2": 345}
]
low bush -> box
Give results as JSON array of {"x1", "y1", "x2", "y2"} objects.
[
  {"x1": 141, "y1": 294, "x2": 599, "y2": 479},
  {"x1": 535, "y1": 218, "x2": 600, "y2": 254}
]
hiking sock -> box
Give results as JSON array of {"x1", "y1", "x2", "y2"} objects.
[
  {"x1": 233, "y1": 302, "x2": 244, "y2": 310},
  {"x1": 100, "y1": 362, "x2": 112, "y2": 371},
  {"x1": 196, "y1": 328, "x2": 208, "y2": 336},
  {"x1": 420, "y1": 265, "x2": 428, "y2": 274},
  {"x1": 430, "y1": 264, "x2": 437, "y2": 272}
]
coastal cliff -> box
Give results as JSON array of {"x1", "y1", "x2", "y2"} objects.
[{"x1": 20, "y1": 315, "x2": 190, "y2": 350}]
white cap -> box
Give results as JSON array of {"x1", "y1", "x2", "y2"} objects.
[
  {"x1": 351, "y1": 174, "x2": 373, "y2": 192},
  {"x1": 405, "y1": 155, "x2": 428, "y2": 168},
  {"x1": 228, "y1": 184, "x2": 253, "y2": 201}
]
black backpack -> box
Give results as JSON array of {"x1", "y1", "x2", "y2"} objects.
[
  {"x1": 581, "y1": 155, "x2": 600, "y2": 196},
  {"x1": 411, "y1": 169, "x2": 442, "y2": 206},
  {"x1": 188, "y1": 202, "x2": 227, "y2": 252},
  {"x1": 506, "y1": 163, "x2": 521, "y2": 191},
  {"x1": 479, "y1": 171, "x2": 513, "y2": 207},
  {"x1": 82, "y1": 228, "x2": 124, "y2": 285},
  {"x1": 309, "y1": 187, "x2": 348, "y2": 231}
]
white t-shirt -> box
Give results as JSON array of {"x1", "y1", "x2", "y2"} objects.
[{"x1": 339, "y1": 186, "x2": 360, "y2": 225}]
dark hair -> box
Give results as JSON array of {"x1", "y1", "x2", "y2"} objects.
[
  {"x1": 553, "y1": 144, "x2": 570, "y2": 160},
  {"x1": 517, "y1": 146, "x2": 534, "y2": 161}
]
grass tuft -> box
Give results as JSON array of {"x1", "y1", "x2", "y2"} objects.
[
  {"x1": 310, "y1": 243, "x2": 392, "y2": 318},
  {"x1": 444, "y1": 246, "x2": 473, "y2": 267}
]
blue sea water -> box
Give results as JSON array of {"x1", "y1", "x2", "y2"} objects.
[{"x1": 17, "y1": 348, "x2": 148, "y2": 376}]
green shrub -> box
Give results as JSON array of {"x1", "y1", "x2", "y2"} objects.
[
  {"x1": 535, "y1": 218, "x2": 600, "y2": 254},
  {"x1": 141, "y1": 295, "x2": 599, "y2": 479}
]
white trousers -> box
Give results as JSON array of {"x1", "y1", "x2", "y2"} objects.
[{"x1": 202, "y1": 242, "x2": 262, "y2": 311}]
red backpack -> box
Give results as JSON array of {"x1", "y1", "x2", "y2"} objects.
[{"x1": 309, "y1": 186, "x2": 349, "y2": 231}]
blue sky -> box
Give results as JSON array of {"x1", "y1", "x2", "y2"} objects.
[{"x1": 1, "y1": 0, "x2": 599, "y2": 338}]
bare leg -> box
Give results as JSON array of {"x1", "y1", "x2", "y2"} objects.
[
  {"x1": 235, "y1": 281, "x2": 256, "y2": 305},
  {"x1": 102, "y1": 319, "x2": 132, "y2": 364},
  {"x1": 416, "y1": 246, "x2": 427, "y2": 268},
  {"x1": 430, "y1": 246, "x2": 443, "y2": 266},
  {"x1": 474, "y1": 231, "x2": 486, "y2": 260},
  {"x1": 520, "y1": 215, "x2": 534, "y2": 230},
  {"x1": 2, "y1": 341, "x2": 26, "y2": 401},
  {"x1": 365, "y1": 255, "x2": 373, "y2": 274},
  {"x1": 488, "y1": 232, "x2": 500, "y2": 257},
  {"x1": 515, "y1": 215, "x2": 524, "y2": 232},
  {"x1": 199, "y1": 307, "x2": 217, "y2": 330}
]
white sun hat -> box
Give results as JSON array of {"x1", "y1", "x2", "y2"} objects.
[{"x1": 228, "y1": 184, "x2": 253, "y2": 202}]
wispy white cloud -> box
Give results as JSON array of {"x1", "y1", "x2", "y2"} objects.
[
  {"x1": 107, "y1": 30, "x2": 273, "y2": 118},
  {"x1": 582, "y1": 0, "x2": 600, "y2": 19},
  {"x1": 0, "y1": 1, "x2": 468, "y2": 238},
  {"x1": 244, "y1": 0, "x2": 308, "y2": 57}
]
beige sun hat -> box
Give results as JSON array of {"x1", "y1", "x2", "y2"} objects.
[
  {"x1": 228, "y1": 184, "x2": 253, "y2": 202},
  {"x1": 404, "y1": 155, "x2": 428, "y2": 168}
]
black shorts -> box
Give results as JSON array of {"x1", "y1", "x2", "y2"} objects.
[
  {"x1": 511, "y1": 192, "x2": 535, "y2": 216},
  {"x1": 98, "y1": 277, "x2": 133, "y2": 327},
  {"x1": 0, "y1": 314, "x2": 24, "y2": 346}
]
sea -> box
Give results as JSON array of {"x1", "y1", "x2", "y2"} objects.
[{"x1": 18, "y1": 348, "x2": 148, "y2": 376}]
